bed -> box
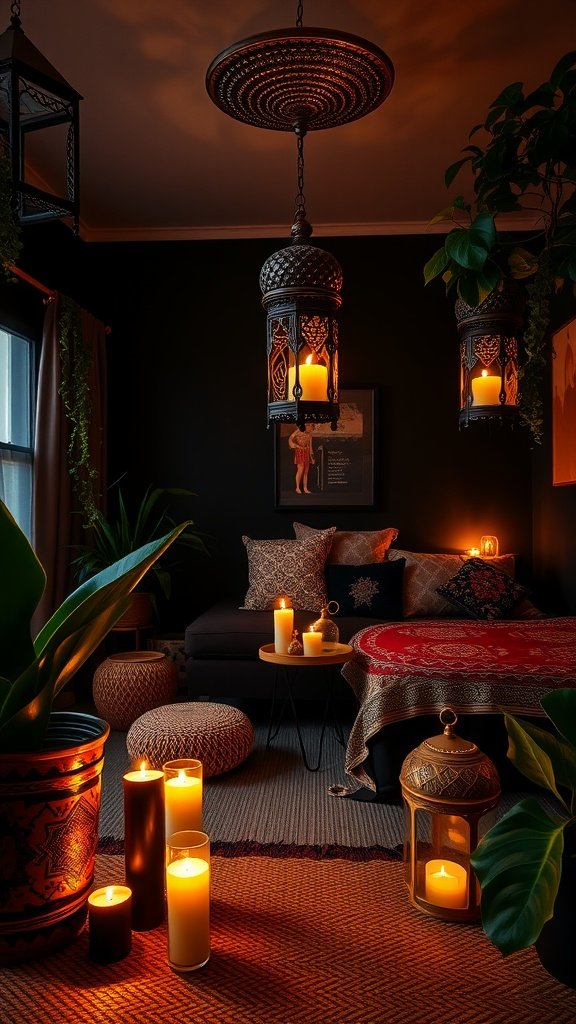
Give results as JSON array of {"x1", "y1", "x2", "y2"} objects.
[{"x1": 341, "y1": 617, "x2": 576, "y2": 792}]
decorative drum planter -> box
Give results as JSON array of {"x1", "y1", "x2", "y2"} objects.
[
  {"x1": 0, "y1": 711, "x2": 110, "y2": 965},
  {"x1": 93, "y1": 651, "x2": 178, "y2": 731}
]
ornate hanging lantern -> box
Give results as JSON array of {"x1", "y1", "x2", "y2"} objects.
[
  {"x1": 457, "y1": 282, "x2": 525, "y2": 430},
  {"x1": 399, "y1": 708, "x2": 501, "y2": 922},
  {"x1": 0, "y1": 1, "x2": 81, "y2": 230},
  {"x1": 206, "y1": 3, "x2": 394, "y2": 428}
]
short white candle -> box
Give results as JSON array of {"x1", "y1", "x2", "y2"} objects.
[
  {"x1": 302, "y1": 626, "x2": 323, "y2": 657},
  {"x1": 274, "y1": 598, "x2": 294, "y2": 654},
  {"x1": 166, "y1": 856, "x2": 210, "y2": 970},
  {"x1": 425, "y1": 859, "x2": 468, "y2": 909}
]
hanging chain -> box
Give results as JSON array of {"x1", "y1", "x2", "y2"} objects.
[
  {"x1": 10, "y1": 1, "x2": 21, "y2": 24},
  {"x1": 294, "y1": 129, "x2": 306, "y2": 222},
  {"x1": 296, "y1": 1, "x2": 303, "y2": 29}
]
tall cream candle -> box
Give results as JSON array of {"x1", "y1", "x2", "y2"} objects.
[{"x1": 274, "y1": 598, "x2": 294, "y2": 654}]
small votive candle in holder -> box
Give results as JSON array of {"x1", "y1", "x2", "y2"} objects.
[
  {"x1": 123, "y1": 761, "x2": 165, "y2": 930},
  {"x1": 425, "y1": 859, "x2": 468, "y2": 909},
  {"x1": 302, "y1": 624, "x2": 323, "y2": 657},
  {"x1": 88, "y1": 884, "x2": 132, "y2": 963},
  {"x1": 163, "y1": 759, "x2": 203, "y2": 836},
  {"x1": 166, "y1": 830, "x2": 210, "y2": 972},
  {"x1": 274, "y1": 597, "x2": 294, "y2": 655}
]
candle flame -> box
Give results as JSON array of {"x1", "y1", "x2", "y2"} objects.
[
  {"x1": 139, "y1": 760, "x2": 148, "y2": 776},
  {"x1": 305, "y1": 354, "x2": 313, "y2": 365},
  {"x1": 178, "y1": 768, "x2": 187, "y2": 782},
  {"x1": 280, "y1": 597, "x2": 286, "y2": 609},
  {"x1": 481, "y1": 369, "x2": 488, "y2": 378},
  {"x1": 105, "y1": 886, "x2": 114, "y2": 902}
]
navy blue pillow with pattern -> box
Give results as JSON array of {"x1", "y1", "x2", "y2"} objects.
[
  {"x1": 436, "y1": 557, "x2": 527, "y2": 620},
  {"x1": 325, "y1": 559, "x2": 405, "y2": 618}
]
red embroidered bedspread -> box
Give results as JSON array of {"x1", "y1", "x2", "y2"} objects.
[{"x1": 341, "y1": 617, "x2": 576, "y2": 790}]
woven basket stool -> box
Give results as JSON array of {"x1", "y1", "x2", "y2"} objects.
[
  {"x1": 93, "y1": 651, "x2": 178, "y2": 731},
  {"x1": 126, "y1": 702, "x2": 254, "y2": 777}
]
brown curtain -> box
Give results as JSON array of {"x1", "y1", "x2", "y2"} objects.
[{"x1": 32, "y1": 293, "x2": 108, "y2": 632}]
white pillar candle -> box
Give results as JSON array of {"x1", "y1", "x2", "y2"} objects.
[
  {"x1": 166, "y1": 831, "x2": 210, "y2": 972},
  {"x1": 163, "y1": 759, "x2": 203, "y2": 836},
  {"x1": 471, "y1": 370, "x2": 501, "y2": 406},
  {"x1": 425, "y1": 859, "x2": 468, "y2": 909},
  {"x1": 302, "y1": 626, "x2": 323, "y2": 657},
  {"x1": 274, "y1": 599, "x2": 294, "y2": 654}
]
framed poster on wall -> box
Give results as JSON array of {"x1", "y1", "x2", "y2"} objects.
[
  {"x1": 274, "y1": 387, "x2": 376, "y2": 509},
  {"x1": 552, "y1": 314, "x2": 576, "y2": 486}
]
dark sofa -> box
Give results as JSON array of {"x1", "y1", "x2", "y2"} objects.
[{"x1": 184, "y1": 598, "x2": 382, "y2": 701}]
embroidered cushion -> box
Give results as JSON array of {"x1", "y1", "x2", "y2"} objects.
[
  {"x1": 436, "y1": 557, "x2": 528, "y2": 620},
  {"x1": 325, "y1": 559, "x2": 405, "y2": 618},
  {"x1": 241, "y1": 534, "x2": 331, "y2": 610},
  {"x1": 293, "y1": 521, "x2": 398, "y2": 564},
  {"x1": 386, "y1": 549, "x2": 516, "y2": 618}
]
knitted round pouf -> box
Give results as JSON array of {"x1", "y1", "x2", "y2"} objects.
[
  {"x1": 126, "y1": 702, "x2": 254, "y2": 777},
  {"x1": 93, "y1": 651, "x2": 178, "y2": 731}
]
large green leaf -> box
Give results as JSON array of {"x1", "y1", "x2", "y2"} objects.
[
  {"x1": 456, "y1": 262, "x2": 501, "y2": 306},
  {"x1": 470, "y1": 211, "x2": 496, "y2": 249},
  {"x1": 423, "y1": 246, "x2": 450, "y2": 284},
  {"x1": 508, "y1": 247, "x2": 539, "y2": 279},
  {"x1": 510, "y1": 716, "x2": 576, "y2": 793},
  {"x1": 0, "y1": 500, "x2": 45, "y2": 683},
  {"x1": 550, "y1": 51, "x2": 576, "y2": 90},
  {"x1": 505, "y1": 713, "x2": 566, "y2": 805},
  {"x1": 445, "y1": 227, "x2": 489, "y2": 270},
  {"x1": 541, "y1": 689, "x2": 576, "y2": 748},
  {"x1": 470, "y1": 798, "x2": 565, "y2": 955}
]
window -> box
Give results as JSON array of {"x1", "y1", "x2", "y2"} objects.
[{"x1": 0, "y1": 325, "x2": 35, "y2": 538}]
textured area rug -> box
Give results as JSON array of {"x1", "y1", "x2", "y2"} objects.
[{"x1": 3, "y1": 853, "x2": 575, "y2": 1024}]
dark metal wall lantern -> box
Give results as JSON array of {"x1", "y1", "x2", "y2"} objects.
[
  {"x1": 0, "y1": 1, "x2": 82, "y2": 230},
  {"x1": 456, "y1": 283, "x2": 525, "y2": 430},
  {"x1": 206, "y1": 3, "x2": 394, "y2": 429}
]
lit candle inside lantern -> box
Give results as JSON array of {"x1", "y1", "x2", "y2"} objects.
[
  {"x1": 166, "y1": 831, "x2": 210, "y2": 972},
  {"x1": 480, "y1": 535, "x2": 499, "y2": 557},
  {"x1": 164, "y1": 760, "x2": 203, "y2": 836},
  {"x1": 88, "y1": 884, "x2": 132, "y2": 963},
  {"x1": 123, "y1": 762, "x2": 165, "y2": 930},
  {"x1": 274, "y1": 597, "x2": 294, "y2": 654},
  {"x1": 302, "y1": 624, "x2": 323, "y2": 657},
  {"x1": 466, "y1": 547, "x2": 480, "y2": 557},
  {"x1": 471, "y1": 369, "x2": 501, "y2": 406},
  {"x1": 288, "y1": 355, "x2": 328, "y2": 401},
  {"x1": 425, "y1": 859, "x2": 468, "y2": 909}
]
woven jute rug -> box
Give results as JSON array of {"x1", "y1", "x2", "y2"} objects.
[{"x1": 3, "y1": 852, "x2": 575, "y2": 1024}]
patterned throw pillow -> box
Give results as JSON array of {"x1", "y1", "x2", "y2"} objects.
[
  {"x1": 293, "y1": 521, "x2": 398, "y2": 564},
  {"x1": 436, "y1": 557, "x2": 527, "y2": 620},
  {"x1": 325, "y1": 560, "x2": 405, "y2": 618},
  {"x1": 241, "y1": 534, "x2": 331, "y2": 610},
  {"x1": 386, "y1": 549, "x2": 516, "y2": 618}
]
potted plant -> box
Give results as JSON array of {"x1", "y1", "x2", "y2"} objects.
[
  {"x1": 71, "y1": 485, "x2": 209, "y2": 627},
  {"x1": 423, "y1": 50, "x2": 576, "y2": 444},
  {"x1": 0, "y1": 497, "x2": 190, "y2": 964},
  {"x1": 470, "y1": 688, "x2": 576, "y2": 988}
]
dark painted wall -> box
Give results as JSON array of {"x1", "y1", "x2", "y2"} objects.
[{"x1": 12, "y1": 222, "x2": 573, "y2": 627}]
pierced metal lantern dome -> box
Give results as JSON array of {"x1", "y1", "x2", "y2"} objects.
[
  {"x1": 206, "y1": 4, "x2": 394, "y2": 428},
  {"x1": 457, "y1": 281, "x2": 525, "y2": 430},
  {"x1": 400, "y1": 708, "x2": 501, "y2": 922},
  {"x1": 261, "y1": 212, "x2": 342, "y2": 428}
]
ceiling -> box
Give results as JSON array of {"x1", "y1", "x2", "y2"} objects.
[{"x1": 8, "y1": 0, "x2": 576, "y2": 243}]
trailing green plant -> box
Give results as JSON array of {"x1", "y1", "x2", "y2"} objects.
[
  {"x1": 0, "y1": 496, "x2": 190, "y2": 753},
  {"x1": 0, "y1": 151, "x2": 22, "y2": 281},
  {"x1": 470, "y1": 688, "x2": 576, "y2": 956},
  {"x1": 58, "y1": 296, "x2": 100, "y2": 525},
  {"x1": 424, "y1": 50, "x2": 576, "y2": 444},
  {"x1": 71, "y1": 484, "x2": 209, "y2": 615}
]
